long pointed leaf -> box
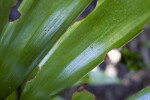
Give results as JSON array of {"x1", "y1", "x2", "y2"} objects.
[
  {"x1": 128, "y1": 86, "x2": 150, "y2": 100},
  {"x1": 0, "y1": 0, "x2": 92, "y2": 98},
  {"x1": 21, "y1": 0, "x2": 150, "y2": 99}
]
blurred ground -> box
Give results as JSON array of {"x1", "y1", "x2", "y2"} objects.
[{"x1": 9, "y1": 0, "x2": 150, "y2": 100}]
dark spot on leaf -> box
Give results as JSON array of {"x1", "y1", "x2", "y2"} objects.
[
  {"x1": 44, "y1": 28, "x2": 50, "y2": 32},
  {"x1": 9, "y1": 0, "x2": 22, "y2": 22},
  {"x1": 76, "y1": 0, "x2": 97, "y2": 21}
]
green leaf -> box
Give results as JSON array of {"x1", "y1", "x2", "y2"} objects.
[
  {"x1": 0, "y1": 0, "x2": 92, "y2": 99},
  {"x1": 128, "y1": 86, "x2": 150, "y2": 100},
  {"x1": 4, "y1": 91, "x2": 17, "y2": 100},
  {"x1": 21, "y1": 0, "x2": 150, "y2": 99},
  {"x1": 74, "y1": 73, "x2": 89, "y2": 86},
  {"x1": 24, "y1": 65, "x2": 39, "y2": 83},
  {"x1": 71, "y1": 92, "x2": 94, "y2": 100},
  {"x1": 0, "y1": 0, "x2": 16, "y2": 36},
  {"x1": 51, "y1": 96, "x2": 65, "y2": 100}
]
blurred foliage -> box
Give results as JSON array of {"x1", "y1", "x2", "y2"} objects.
[
  {"x1": 145, "y1": 41, "x2": 150, "y2": 48},
  {"x1": 75, "y1": 68, "x2": 120, "y2": 85},
  {"x1": 144, "y1": 22, "x2": 150, "y2": 29},
  {"x1": 121, "y1": 48, "x2": 147, "y2": 72},
  {"x1": 89, "y1": 70, "x2": 120, "y2": 85}
]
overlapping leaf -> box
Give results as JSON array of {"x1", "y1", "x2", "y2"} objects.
[
  {"x1": 0, "y1": 0, "x2": 92, "y2": 99},
  {"x1": 128, "y1": 86, "x2": 150, "y2": 100},
  {"x1": 20, "y1": 0, "x2": 150, "y2": 99}
]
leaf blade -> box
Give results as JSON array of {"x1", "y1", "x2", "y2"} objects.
[
  {"x1": 0, "y1": 0, "x2": 92, "y2": 98},
  {"x1": 128, "y1": 86, "x2": 150, "y2": 100},
  {"x1": 21, "y1": 0, "x2": 150, "y2": 99}
]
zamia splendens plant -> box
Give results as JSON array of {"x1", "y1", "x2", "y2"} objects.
[{"x1": 0, "y1": 0, "x2": 150, "y2": 100}]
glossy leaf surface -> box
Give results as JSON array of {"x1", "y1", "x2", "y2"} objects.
[
  {"x1": 21, "y1": 0, "x2": 150, "y2": 99},
  {"x1": 0, "y1": 0, "x2": 92, "y2": 99},
  {"x1": 128, "y1": 86, "x2": 150, "y2": 100}
]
